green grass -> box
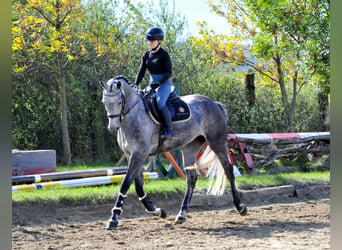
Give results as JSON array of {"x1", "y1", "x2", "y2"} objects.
[
  {"x1": 235, "y1": 171, "x2": 330, "y2": 190},
  {"x1": 12, "y1": 179, "x2": 188, "y2": 207},
  {"x1": 12, "y1": 171, "x2": 330, "y2": 207},
  {"x1": 57, "y1": 163, "x2": 121, "y2": 172}
]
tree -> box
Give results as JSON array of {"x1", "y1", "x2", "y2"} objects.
[
  {"x1": 193, "y1": 0, "x2": 330, "y2": 132},
  {"x1": 12, "y1": 0, "x2": 121, "y2": 164}
]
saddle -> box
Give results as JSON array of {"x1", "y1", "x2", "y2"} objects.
[{"x1": 141, "y1": 86, "x2": 191, "y2": 124}]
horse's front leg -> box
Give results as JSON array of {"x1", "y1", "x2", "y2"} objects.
[
  {"x1": 134, "y1": 167, "x2": 166, "y2": 218},
  {"x1": 175, "y1": 169, "x2": 197, "y2": 223},
  {"x1": 106, "y1": 151, "x2": 146, "y2": 230}
]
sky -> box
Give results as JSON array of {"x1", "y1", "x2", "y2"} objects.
[
  {"x1": 132, "y1": 0, "x2": 229, "y2": 37},
  {"x1": 172, "y1": 0, "x2": 229, "y2": 36}
]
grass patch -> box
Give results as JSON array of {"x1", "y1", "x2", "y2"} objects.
[
  {"x1": 12, "y1": 179, "x2": 189, "y2": 207},
  {"x1": 57, "y1": 163, "x2": 120, "y2": 172},
  {"x1": 236, "y1": 171, "x2": 330, "y2": 190},
  {"x1": 12, "y1": 171, "x2": 329, "y2": 207}
]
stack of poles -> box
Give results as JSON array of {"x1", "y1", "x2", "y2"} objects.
[{"x1": 12, "y1": 167, "x2": 158, "y2": 193}]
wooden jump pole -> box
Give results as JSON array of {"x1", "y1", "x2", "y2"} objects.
[{"x1": 164, "y1": 152, "x2": 186, "y2": 178}]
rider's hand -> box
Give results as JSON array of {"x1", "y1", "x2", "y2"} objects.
[{"x1": 150, "y1": 82, "x2": 160, "y2": 89}]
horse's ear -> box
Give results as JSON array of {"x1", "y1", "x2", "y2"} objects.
[{"x1": 116, "y1": 80, "x2": 121, "y2": 89}]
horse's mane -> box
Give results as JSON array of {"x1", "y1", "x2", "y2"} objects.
[{"x1": 113, "y1": 75, "x2": 130, "y2": 85}]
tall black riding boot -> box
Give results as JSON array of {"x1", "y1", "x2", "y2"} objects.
[{"x1": 159, "y1": 106, "x2": 174, "y2": 139}]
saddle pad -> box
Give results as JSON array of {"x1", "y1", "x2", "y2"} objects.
[
  {"x1": 168, "y1": 98, "x2": 191, "y2": 122},
  {"x1": 142, "y1": 93, "x2": 191, "y2": 124}
]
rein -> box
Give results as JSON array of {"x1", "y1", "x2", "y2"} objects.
[{"x1": 105, "y1": 88, "x2": 141, "y2": 121}]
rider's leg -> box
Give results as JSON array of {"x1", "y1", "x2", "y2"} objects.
[
  {"x1": 159, "y1": 106, "x2": 174, "y2": 138},
  {"x1": 156, "y1": 81, "x2": 174, "y2": 138}
]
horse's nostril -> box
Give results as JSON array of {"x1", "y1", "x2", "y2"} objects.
[{"x1": 107, "y1": 125, "x2": 120, "y2": 132}]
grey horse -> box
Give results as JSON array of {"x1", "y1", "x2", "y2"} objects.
[{"x1": 100, "y1": 76, "x2": 247, "y2": 229}]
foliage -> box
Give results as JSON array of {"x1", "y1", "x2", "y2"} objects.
[
  {"x1": 12, "y1": 72, "x2": 60, "y2": 150},
  {"x1": 193, "y1": 0, "x2": 330, "y2": 132},
  {"x1": 12, "y1": 0, "x2": 88, "y2": 74}
]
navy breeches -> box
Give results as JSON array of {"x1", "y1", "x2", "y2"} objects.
[{"x1": 150, "y1": 74, "x2": 171, "y2": 110}]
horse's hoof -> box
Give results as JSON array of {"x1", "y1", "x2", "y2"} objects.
[
  {"x1": 238, "y1": 205, "x2": 248, "y2": 216},
  {"x1": 146, "y1": 207, "x2": 167, "y2": 218},
  {"x1": 175, "y1": 216, "x2": 186, "y2": 224},
  {"x1": 105, "y1": 220, "x2": 118, "y2": 230},
  {"x1": 160, "y1": 208, "x2": 167, "y2": 218}
]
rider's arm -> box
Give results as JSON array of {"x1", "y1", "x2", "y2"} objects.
[{"x1": 134, "y1": 52, "x2": 148, "y2": 86}]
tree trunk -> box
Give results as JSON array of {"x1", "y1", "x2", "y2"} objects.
[
  {"x1": 245, "y1": 73, "x2": 255, "y2": 107},
  {"x1": 318, "y1": 91, "x2": 329, "y2": 131},
  {"x1": 274, "y1": 55, "x2": 294, "y2": 132},
  {"x1": 288, "y1": 70, "x2": 299, "y2": 133},
  {"x1": 53, "y1": 4, "x2": 71, "y2": 165},
  {"x1": 58, "y1": 54, "x2": 71, "y2": 165}
]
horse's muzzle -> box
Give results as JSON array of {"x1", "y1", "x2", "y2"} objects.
[
  {"x1": 108, "y1": 124, "x2": 120, "y2": 132},
  {"x1": 107, "y1": 119, "x2": 120, "y2": 131}
]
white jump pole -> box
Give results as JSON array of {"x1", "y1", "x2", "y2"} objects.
[{"x1": 12, "y1": 172, "x2": 159, "y2": 193}]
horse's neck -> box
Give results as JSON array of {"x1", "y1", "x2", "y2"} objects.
[
  {"x1": 120, "y1": 84, "x2": 154, "y2": 130},
  {"x1": 117, "y1": 86, "x2": 149, "y2": 151},
  {"x1": 121, "y1": 83, "x2": 147, "y2": 123},
  {"x1": 122, "y1": 83, "x2": 139, "y2": 103}
]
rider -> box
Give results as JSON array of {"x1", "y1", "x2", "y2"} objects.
[{"x1": 134, "y1": 27, "x2": 174, "y2": 139}]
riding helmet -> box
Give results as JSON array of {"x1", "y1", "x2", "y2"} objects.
[{"x1": 145, "y1": 27, "x2": 164, "y2": 41}]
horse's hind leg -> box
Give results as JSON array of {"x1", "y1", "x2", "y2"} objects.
[
  {"x1": 175, "y1": 169, "x2": 197, "y2": 223},
  {"x1": 175, "y1": 140, "x2": 202, "y2": 223},
  {"x1": 134, "y1": 166, "x2": 166, "y2": 218},
  {"x1": 208, "y1": 140, "x2": 247, "y2": 216}
]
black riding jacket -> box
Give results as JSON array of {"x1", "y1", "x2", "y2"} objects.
[{"x1": 134, "y1": 47, "x2": 172, "y2": 86}]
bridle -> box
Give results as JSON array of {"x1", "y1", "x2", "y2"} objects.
[{"x1": 104, "y1": 88, "x2": 141, "y2": 121}]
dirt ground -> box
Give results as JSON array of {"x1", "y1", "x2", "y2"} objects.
[{"x1": 12, "y1": 187, "x2": 330, "y2": 250}]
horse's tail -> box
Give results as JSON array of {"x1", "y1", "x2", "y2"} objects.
[
  {"x1": 196, "y1": 146, "x2": 227, "y2": 196},
  {"x1": 216, "y1": 101, "x2": 228, "y2": 122},
  {"x1": 192, "y1": 102, "x2": 229, "y2": 196}
]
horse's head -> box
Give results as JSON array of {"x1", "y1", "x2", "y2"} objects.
[{"x1": 100, "y1": 78, "x2": 125, "y2": 131}]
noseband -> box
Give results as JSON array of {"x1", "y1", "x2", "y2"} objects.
[
  {"x1": 105, "y1": 88, "x2": 141, "y2": 121},
  {"x1": 105, "y1": 89, "x2": 123, "y2": 119}
]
